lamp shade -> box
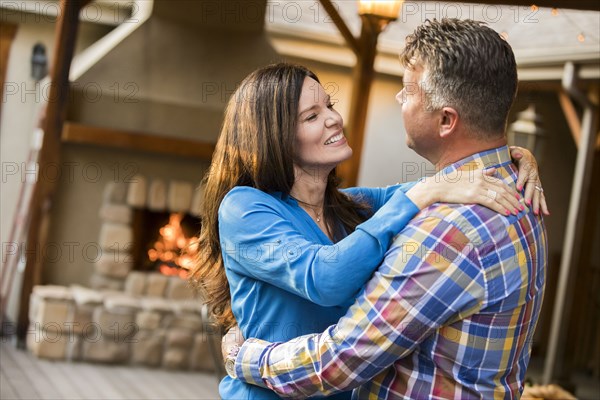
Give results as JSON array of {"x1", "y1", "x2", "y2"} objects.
[
  {"x1": 31, "y1": 43, "x2": 48, "y2": 81},
  {"x1": 358, "y1": 0, "x2": 403, "y2": 20},
  {"x1": 507, "y1": 104, "x2": 545, "y2": 162}
]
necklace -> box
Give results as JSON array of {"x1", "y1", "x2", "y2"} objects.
[{"x1": 289, "y1": 195, "x2": 323, "y2": 223}]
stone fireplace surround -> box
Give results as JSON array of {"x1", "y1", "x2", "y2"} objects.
[
  {"x1": 91, "y1": 175, "x2": 204, "y2": 291},
  {"x1": 26, "y1": 176, "x2": 221, "y2": 373}
]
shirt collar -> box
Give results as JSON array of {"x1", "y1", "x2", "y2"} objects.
[{"x1": 440, "y1": 145, "x2": 513, "y2": 176}]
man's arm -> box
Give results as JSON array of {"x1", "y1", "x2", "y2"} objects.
[{"x1": 233, "y1": 215, "x2": 488, "y2": 398}]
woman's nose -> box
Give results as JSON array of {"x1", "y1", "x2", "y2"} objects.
[{"x1": 325, "y1": 112, "x2": 341, "y2": 128}]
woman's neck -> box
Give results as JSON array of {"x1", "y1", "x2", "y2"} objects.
[{"x1": 290, "y1": 167, "x2": 328, "y2": 207}]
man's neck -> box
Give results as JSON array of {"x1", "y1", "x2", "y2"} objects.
[{"x1": 434, "y1": 137, "x2": 508, "y2": 171}]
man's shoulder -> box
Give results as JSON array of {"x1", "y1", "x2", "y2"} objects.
[
  {"x1": 382, "y1": 204, "x2": 489, "y2": 277},
  {"x1": 412, "y1": 203, "x2": 497, "y2": 232},
  {"x1": 390, "y1": 202, "x2": 529, "y2": 264}
]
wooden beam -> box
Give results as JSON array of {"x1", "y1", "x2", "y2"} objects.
[
  {"x1": 543, "y1": 62, "x2": 599, "y2": 384},
  {"x1": 17, "y1": 0, "x2": 86, "y2": 340},
  {"x1": 0, "y1": 23, "x2": 18, "y2": 121},
  {"x1": 558, "y1": 90, "x2": 582, "y2": 147},
  {"x1": 318, "y1": 0, "x2": 360, "y2": 56},
  {"x1": 432, "y1": 0, "x2": 600, "y2": 11},
  {"x1": 62, "y1": 122, "x2": 216, "y2": 160},
  {"x1": 337, "y1": 14, "x2": 384, "y2": 187}
]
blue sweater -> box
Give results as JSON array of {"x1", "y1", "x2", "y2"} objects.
[{"x1": 218, "y1": 184, "x2": 418, "y2": 399}]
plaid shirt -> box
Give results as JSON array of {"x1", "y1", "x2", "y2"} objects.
[{"x1": 235, "y1": 146, "x2": 548, "y2": 399}]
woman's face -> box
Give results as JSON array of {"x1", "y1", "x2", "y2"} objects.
[{"x1": 294, "y1": 77, "x2": 352, "y2": 175}]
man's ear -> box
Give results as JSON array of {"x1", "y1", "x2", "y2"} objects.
[{"x1": 439, "y1": 107, "x2": 459, "y2": 138}]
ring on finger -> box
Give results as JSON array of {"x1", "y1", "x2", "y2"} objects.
[
  {"x1": 486, "y1": 189, "x2": 497, "y2": 201},
  {"x1": 534, "y1": 185, "x2": 543, "y2": 193}
]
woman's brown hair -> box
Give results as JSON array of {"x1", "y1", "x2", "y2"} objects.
[{"x1": 190, "y1": 63, "x2": 371, "y2": 329}]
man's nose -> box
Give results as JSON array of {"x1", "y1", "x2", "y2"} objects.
[{"x1": 395, "y1": 90, "x2": 404, "y2": 104}]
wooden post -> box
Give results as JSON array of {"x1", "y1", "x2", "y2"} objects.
[
  {"x1": 317, "y1": 1, "x2": 396, "y2": 187},
  {"x1": 318, "y1": 0, "x2": 359, "y2": 56},
  {"x1": 558, "y1": 91, "x2": 582, "y2": 147},
  {"x1": 0, "y1": 23, "x2": 18, "y2": 121},
  {"x1": 543, "y1": 62, "x2": 599, "y2": 383},
  {"x1": 337, "y1": 15, "x2": 386, "y2": 187},
  {"x1": 16, "y1": 0, "x2": 91, "y2": 340}
]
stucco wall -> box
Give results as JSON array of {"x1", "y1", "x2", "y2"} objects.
[{"x1": 1, "y1": 11, "x2": 112, "y2": 321}]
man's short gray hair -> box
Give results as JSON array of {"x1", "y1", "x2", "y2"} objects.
[{"x1": 400, "y1": 19, "x2": 518, "y2": 138}]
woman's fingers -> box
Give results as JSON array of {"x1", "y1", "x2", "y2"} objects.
[
  {"x1": 516, "y1": 165, "x2": 530, "y2": 192},
  {"x1": 531, "y1": 179, "x2": 549, "y2": 216},
  {"x1": 532, "y1": 185, "x2": 541, "y2": 215},
  {"x1": 511, "y1": 147, "x2": 527, "y2": 190},
  {"x1": 474, "y1": 168, "x2": 549, "y2": 217},
  {"x1": 489, "y1": 187, "x2": 518, "y2": 215},
  {"x1": 482, "y1": 167, "x2": 497, "y2": 177},
  {"x1": 511, "y1": 146, "x2": 537, "y2": 192},
  {"x1": 452, "y1": 168, "x2": 548, "y2": 217},
  {"x1": 540, "y1": 194, "x2": 550, "y2": 215},
  {"x1": 482, "y1": 171, "x2": 522, "y2": 213},
  {"x1": 523, "y1": 176, "x2": 537, "y2": 207},
  {"x1": 479, "y1": 192, "x2": 507, "y2": 215}
]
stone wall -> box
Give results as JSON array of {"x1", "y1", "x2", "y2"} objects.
[
  {"x1": 26, "y1": 176, "x2": 219, "y2": 372},
  {"x1": 27, "y1": 273, "x2": 219, "y2": 372}
]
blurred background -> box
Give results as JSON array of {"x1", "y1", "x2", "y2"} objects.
[{"x1": 1, "y1": 1, "x2": 599, "y2": 399}]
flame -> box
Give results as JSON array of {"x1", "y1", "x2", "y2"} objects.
[{"x1": 148, "y1": 213, "x2": 198, "y2": 278}]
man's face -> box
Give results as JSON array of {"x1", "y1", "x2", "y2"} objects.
[{"x1": 396, "y1": 64, "x2": 440, "y2": 159}]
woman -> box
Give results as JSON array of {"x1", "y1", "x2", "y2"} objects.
[{"x1": 190, "y1": 63, "x2": 542, "y2": 399}]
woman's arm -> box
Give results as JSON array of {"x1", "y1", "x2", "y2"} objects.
[
  {"x1": 344, "y1": 147, "x2": 547, "y2": 215},
  {"x1": 342, "y1": 183, "x2": 414, "y2": 212},
  {"x1": 219, "y1": 186, "x2": 419, "y2": 307},
  {"x1": 219, "y1": 173, "x2": 522, "y2": 308},
  {"x1": 407, "y1": 167, "x2": 523, "y2": 215}
]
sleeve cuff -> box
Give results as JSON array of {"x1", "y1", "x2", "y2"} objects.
[
  {"x1": 235, "y1": 338, "x2": 271, "y2": 388},
  {"x1": 397, "y1": 180, "x2": 418, "y2": 192}
]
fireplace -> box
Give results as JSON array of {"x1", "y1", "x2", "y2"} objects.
[
  {"x1": 21, "y1": 0, "x2": 278, "y2": 373},
  {"x1": 90, "y1": 175, "x2": 204, "y2": 291},
  {"x1": 134, "y1": 210, "x2": 201, "y2": 278}
]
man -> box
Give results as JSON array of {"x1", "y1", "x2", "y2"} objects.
[{"x1": 225, "y1": 19, "x2": 548, "y2": 399}]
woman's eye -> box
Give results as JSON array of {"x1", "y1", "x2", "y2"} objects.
[{"x1": 306, "y1": 114, "x2": 317, "y2": 121}]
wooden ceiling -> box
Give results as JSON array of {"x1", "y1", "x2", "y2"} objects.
[{"x1": 452, "y1": 0, "x2": 599, "y2": 12}]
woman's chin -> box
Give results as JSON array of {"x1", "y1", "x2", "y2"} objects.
[{"x1": 339, "y1": 146, "x2": 353, "y2": 162}]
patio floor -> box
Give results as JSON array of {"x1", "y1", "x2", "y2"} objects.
[{"x1": 0, "y1": 341, "x2": 220, "y2": 400}]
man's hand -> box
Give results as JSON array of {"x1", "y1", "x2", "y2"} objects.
[{"x1": 222, "y1": 325, "x2": 245, "y2": 362}]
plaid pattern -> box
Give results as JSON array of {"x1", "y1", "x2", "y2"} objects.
[{"x1": 236, "y1": 146, "x2": 547, "y2": 399}]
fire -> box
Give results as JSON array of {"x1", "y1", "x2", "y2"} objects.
[{"x1": 148, "y1": 213, "x2": 198, "y2": 279}]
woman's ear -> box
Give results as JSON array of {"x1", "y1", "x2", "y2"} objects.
[{"x1": 439, "y1": 107, "x2": 459, "y2": 138}]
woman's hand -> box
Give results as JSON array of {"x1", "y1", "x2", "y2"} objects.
[
  {"x1": 510, "y1": 146, "x2": 549, "y2": 216},
  {"x1": 407, "y1": 168, "x2": 524, "y2": 216}
]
